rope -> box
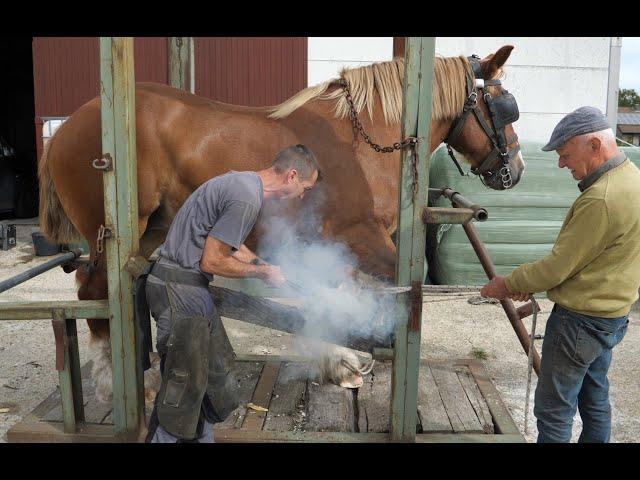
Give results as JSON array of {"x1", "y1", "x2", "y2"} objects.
[{"x1": 524, "y1": 295, "x2": 538, "y2": 436}]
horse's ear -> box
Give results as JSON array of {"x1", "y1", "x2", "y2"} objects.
[{"x1": 480, "y1": 45, "x2": 514, "y2": 79}]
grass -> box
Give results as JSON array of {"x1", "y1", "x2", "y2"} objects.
[{"x1": 471, "y1": 346, "x2": 488, "y2": 360}]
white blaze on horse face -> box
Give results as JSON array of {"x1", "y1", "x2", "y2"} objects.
[{"x1": 514, "y1": 150, "x2": 525, "y2": 178}]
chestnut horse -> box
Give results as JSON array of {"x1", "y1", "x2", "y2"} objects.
[{"x1": 39, "y1": 45, "x2": 524, "y2": 401}]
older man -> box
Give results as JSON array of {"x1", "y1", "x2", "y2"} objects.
[{"x1": 480, "y1": 106, "x2": 640, "y2": 443}]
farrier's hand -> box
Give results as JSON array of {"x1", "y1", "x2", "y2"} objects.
[
  {"x1": 260, "y1": 265, "x2": 287, "y2": 288},
  {"x1": 480, "y1": 275, "x2": 511, "y2": 300}
]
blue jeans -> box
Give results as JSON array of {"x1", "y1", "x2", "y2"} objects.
[{"x1": 534, "y1": 304, "x2": 629, "y2": 443}]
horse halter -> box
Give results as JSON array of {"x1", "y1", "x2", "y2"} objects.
[{"x1": 444, "y1": 54, "x2": 521, "y2": 189}]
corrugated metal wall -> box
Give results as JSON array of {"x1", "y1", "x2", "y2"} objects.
[
  {"x1": 32, "y1": 37, "x2": 168, "y2": 118},
  {"x1": 194, "y1": 37, "x2": 307, "y2": 106},
  {"x1": 32, "y1": 37, "x2": 169, "y2": 159},
  {"x1": 31, "y1": 37, "x2": 307, "y2": 158}
]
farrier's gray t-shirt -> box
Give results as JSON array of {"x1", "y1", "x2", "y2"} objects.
[{"x1": 159, "y1": 171, "x2": 263, "y2": 279}]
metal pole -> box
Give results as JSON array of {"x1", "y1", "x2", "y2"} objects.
[
  {"x1": 390, "y1": 37, "x2": 436, "y2": 442},
  {"x1": 100, "y1": 37, "x2": 144, "y2": 439},
  {"x1": 606, "y1": 37, "x2": 622, "y2": 130},
  {"x1": 462, "y1": 222, "x2": 541, "y2": 375},
  {"x1": 0, "y1": 250, "x2": 81, "y2": 294}
]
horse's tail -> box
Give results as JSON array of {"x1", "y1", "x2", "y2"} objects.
[{"x1": 38, "y1": 133, "x2": 81, "y2": 243}]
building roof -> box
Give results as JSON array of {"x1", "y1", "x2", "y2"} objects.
[
  {"x1": 618, "y1": 124, "x2": 640, "y2": 134},
  {"x1": 618, "y1": 112, "x2": 640, "y2": 126}
]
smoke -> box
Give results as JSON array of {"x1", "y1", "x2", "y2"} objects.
[{"x1": 256, "y1": 209, "x2": 398, "y2": 359}]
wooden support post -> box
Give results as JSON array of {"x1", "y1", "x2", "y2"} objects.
[
  {"x1": 390, "y1": 37, "x2": 436, "y2": 442},
  {"x1": 99, "y1": 37, "x2": 144, "y2": 440},
  {"x1": 52, "y1": 309, "x2": 84, "y2": 433},
  {"x1": 169, "y1": 37, "x2": 194, "y2": 93}
]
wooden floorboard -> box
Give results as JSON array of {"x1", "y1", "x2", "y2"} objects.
[
  {"x1": 214, "y1": 361, "x2": 265, "y2": 430},
  {"x1": 304, "y1": 380, "x2": 355, "y2": 432},
  {"x1": 417, "y1": 364, "x2": 453, "y2": 433},
  {"x1": 456, "y1": 366, "x2": 494, "y2": 434},
  {"x1": 8, "y1": 358, "x2": 521, "y2": 442},
  {"x1": 241, "y1": 361, "x2": 281, "y2": 431},
  {"x1": 428, "y1": 364, "x2": 485, "y2": 433},
  {"x1": 356, "y1": 361, "x2": 392, "y2": 433},
  {"x1": 264, "y1": 362, "x2": 308, "y2": 432}
]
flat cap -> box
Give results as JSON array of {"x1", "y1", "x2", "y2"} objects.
[{"x1": 542, "y1": 106, "x2": 611, "y2": 151}]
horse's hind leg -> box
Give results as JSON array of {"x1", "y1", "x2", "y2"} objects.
[
  {"x1": 77, "y1": 215, "x2": 157, "y2": 404},
  {"x1": 75, "y1": 254, "x2": 113, "y2": 403}
]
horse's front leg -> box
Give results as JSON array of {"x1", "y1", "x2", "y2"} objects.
[{"x1": 333, "y1": 218, "x2": 397, "y2": 282}]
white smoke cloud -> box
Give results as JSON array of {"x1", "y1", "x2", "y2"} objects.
[{"x1": 256, "y1": 212, "x2": 398, "y2": 352}]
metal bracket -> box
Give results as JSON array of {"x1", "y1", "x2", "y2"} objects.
[{"x1": 92, "y1": 153, "x2": 113, "y2": 171}]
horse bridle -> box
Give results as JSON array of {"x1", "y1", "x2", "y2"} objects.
[{"x1": 444, "y1": 54, "x2": 521, "y2": 189}]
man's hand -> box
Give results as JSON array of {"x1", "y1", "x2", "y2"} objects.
[
  {"x1": 508, "y1": 291, "x2": 531, "y2": 302},
  {"x1": 480, "y1": 275, "x2": 531, "y2": 302},
  {"x1": 480, "y1": 275, "x2": 511, "y2": 300},
  {"x1": 260, "y1": 264, "x2": 286, "y2": 288}
]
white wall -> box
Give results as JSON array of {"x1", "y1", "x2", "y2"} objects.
[
  {"x1": 307, "y1": 37, "x2": 394, "y2": 86},
  {"x1": 436, "y1": 37, "x2": 612, "y2": 144},
  {"x1": 307, "y1": 37, "x2": 613, "y2": 144}
]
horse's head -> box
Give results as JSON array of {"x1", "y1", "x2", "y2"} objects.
[{"x1": 444, "y1": 45, "x2": 525, "y2": 190}]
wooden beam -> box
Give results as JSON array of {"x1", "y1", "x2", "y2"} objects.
[
  {"x1": 390, "y1": 37, "x2": 436, "y2": 442},
  {"x1": 51, "y1": 309, "x2": 84, "y2": 433},
  {"x1": 464, "y1": 359, "x2": 522, "y2": 436},
  {"x1": 0, "y1": 300, "x2": 110, "y2": 321},
  {"x1": 169, "y1": 37, "x2": 194, "y2": 93},
  {"x1": 241, "y1": 361, "x2": 281, "y2": 430},
  {"x1": 7, "y1": 421, "x2": 118, "y2": 443},
  {"x1": 212, "y1": 429, "x2": 524, "y2": 443},
  {"x1": 99, "y1": 37, "x2": 144, "y2": 439}
]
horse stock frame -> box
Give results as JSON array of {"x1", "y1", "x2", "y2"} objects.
[{"x1": 0, "y1": 37, "x2": 498, "y2": 443}]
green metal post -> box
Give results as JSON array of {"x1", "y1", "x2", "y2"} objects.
[
  {"x1": 99, "y1": 37, "x2": 144, "y2": 439},
  {"x1": 169, "y1": 37, "x2": 194, "y2": 93},
  {"x1": 390, "y1": 37, "x2": 436, "y2": 442}
]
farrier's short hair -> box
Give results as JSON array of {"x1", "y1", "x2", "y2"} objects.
[{"x1": 272, "y1": 144, "x2": 322, "y2": 181}]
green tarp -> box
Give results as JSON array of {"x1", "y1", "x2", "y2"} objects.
[{"x1": 426, "y1": 142, "x2": 640, "y2": 285}]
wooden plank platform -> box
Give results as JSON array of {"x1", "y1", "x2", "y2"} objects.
[{"x1": 7, "y1": 356, "x2": 523, "y2": 443}]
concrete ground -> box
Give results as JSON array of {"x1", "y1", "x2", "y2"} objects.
[{"x1": 1, "y1": 224, "x2": 639, "y2": 443}]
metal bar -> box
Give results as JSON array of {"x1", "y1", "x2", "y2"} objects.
[
  {"x1": 462, "y1": 222, "x2": 541, "y2": 375},
  {"x1": 422, "y1": 206, "x2": 478, "y2": 225},
  {"x1": 391, "y1": 37, "x2": 435, "y2": 442},
  {"x1": 100, "y1": 37, "x2": 144, "y2": 439},
  {"x1": 441, "y1": 187, "x2": 488, "y2": 221},
  {"x1": 169, "y1": 37, "x2": 194, "y2": 93},
  {"x1": 0, "y1": 300, "x2": 110, "y2": 321},
  {"x1": 0, "y1": 250, "x2": 81, "y2": 294},
  {"x1": 516, "y1": 299, "x2": 541, "y2": 320}
]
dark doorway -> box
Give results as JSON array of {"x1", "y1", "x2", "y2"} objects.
[{"x1": 0, "y1": 37, "x2": 38, "y2": 220}]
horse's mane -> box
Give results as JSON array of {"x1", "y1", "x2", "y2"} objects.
[{"x1": 267, "y1": 56, "x2": 503, "y2": 124}]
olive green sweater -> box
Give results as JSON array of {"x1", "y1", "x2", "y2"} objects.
[{"x1": 505, "y1": 159, "x2": 640, "y2": 318}]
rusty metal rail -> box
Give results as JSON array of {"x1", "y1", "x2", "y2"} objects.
[
  {"x1": 462, "y1": 222, "x2": 541, "y2": 375},
  {"x1": 0, "y1": 249, "x2": 83, "y2": 295}
]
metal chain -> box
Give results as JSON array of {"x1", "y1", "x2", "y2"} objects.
[
  {"x1": 340, "y1": 78, "x2": 421, "y2": 200},
  {"x1": 340, "y1": 79, "x2": 418, "y2": 153},
  {"x1": 94, "y1": 224, "x2": 111, "y2": 267}
]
